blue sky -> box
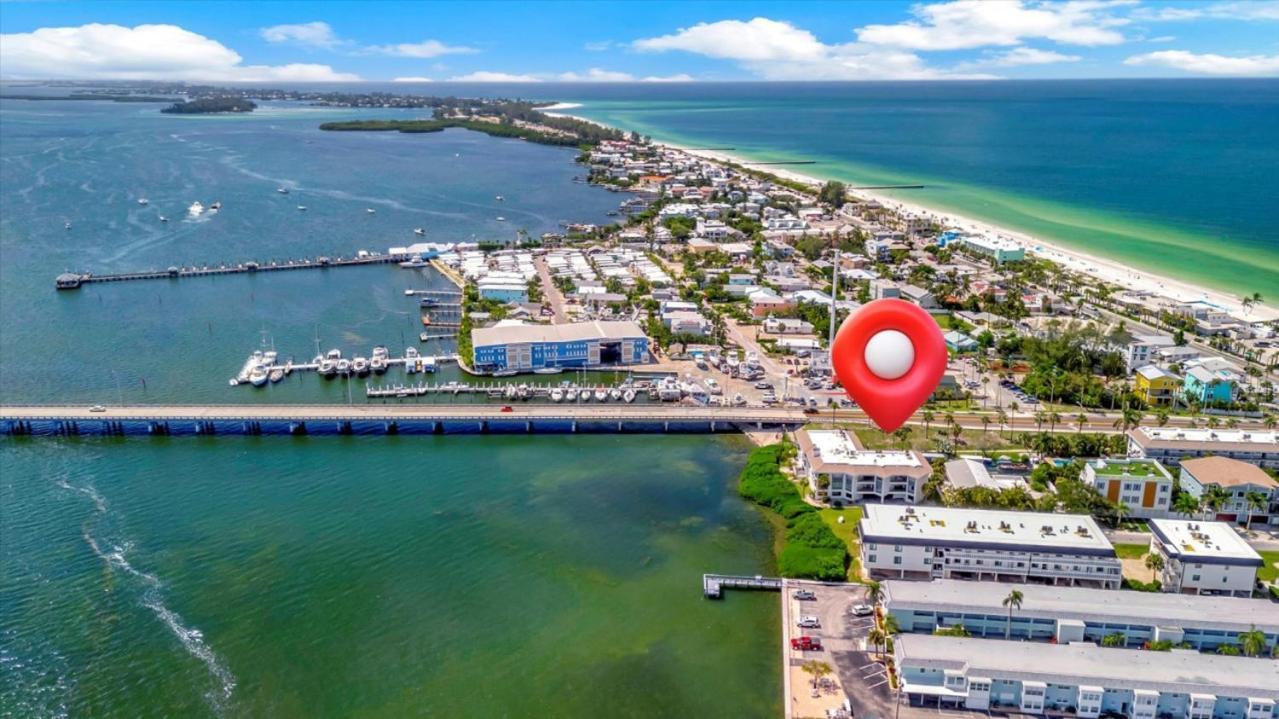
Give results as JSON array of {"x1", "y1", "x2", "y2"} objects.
[{"x1": 2, "y1": 0, "x2": 1277, "y2": 82}]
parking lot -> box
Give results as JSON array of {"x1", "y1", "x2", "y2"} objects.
[{"x1": 783, "y1": 581, "x2": 895, "y2": 719}]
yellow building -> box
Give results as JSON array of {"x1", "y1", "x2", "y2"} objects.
[{"x1": 1135, "y1": 365, "x2": 1180, "y2": 406}]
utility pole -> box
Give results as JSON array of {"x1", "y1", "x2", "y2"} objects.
[{"x1": 829, "y1": 246, "x2": 840, "y2": 349}]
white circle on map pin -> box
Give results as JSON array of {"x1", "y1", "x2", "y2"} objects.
[{"x1": 864, "y1": 329, "x2": 915, "y2": 380}]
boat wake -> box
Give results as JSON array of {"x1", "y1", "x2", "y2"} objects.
[{"x1": 56, "y1": 478, "x2": 237, "y2": 713}]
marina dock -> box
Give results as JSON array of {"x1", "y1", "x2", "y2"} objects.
[
  {"x1": 1, "y1": 404, "x2": 807, "y2": 437},
  {"x1": 55, "y1": 252, "x2": 411, "y2": 290}
]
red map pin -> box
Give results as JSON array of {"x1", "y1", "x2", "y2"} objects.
[{"x1": 830, "y1": 298, "x2": 947, "y2": 433}]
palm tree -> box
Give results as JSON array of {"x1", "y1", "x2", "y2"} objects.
[
  {"x1": 1002, "y1": 589, "x2": 1024, "y2": 640},
  {"x1": 1048, "y1": 412, "x2": 1062, "y2": 433},
  {"x1": 981, "y1": 415, "x2": 992, "y2": 435},
  {"x1": 866, "y1": 627, "x2": 887, "y2": 658},
  {"x1": 1034, "y1": 410, "x2": 1046, "y2": 432},
  {"x1": 1155, "y1": 409, "x2": 1170, "y2": 427},
  {"x1": 893, "y1": 425, "x2": 913, "y2": 449},
  {"x1": 801, "y1": 659, "x2": 833, "y2": 689},
  {"x1": 1244, "y1": 491, "x2": 1268, "y2": 530},
  {"x1": 1074, "y1": 413, "x2": 1088, "y2": 433},
  {"x1": 1172, "y1": 491, "x2": 1200, "y2": 517},
  {"x1": 1144, "y1": 552, "x2": 1165, "y2": 574},
  {"x1": 1008, "y1": 400, "x2": 1020, "y2": 432},
  {"x1": 997, "y1": 409, "x2": 1009, "y2": 438},
  {"x1": 865, "y1": 580, "x2": 884, "y2": 607},
  {"x1": 1238, "y1": 626, "x2": 1267, "y2": 657},
  {"x1": 922, "y1": 409, "x2": 935, "y2": 439}
]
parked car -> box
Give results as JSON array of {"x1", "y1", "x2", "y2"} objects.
[
  {"x1": 89, "y1": 405, "x2": 106, "y2": 413},
  {"x1": 792, "y1": 589, "x2": 816, "y2": 600},
  {"x1": 851, "y1": 604, "x2": 874, "y2": 616},
  {"x1": 791, "y1": 636, "x2": 823, "y2": 651},
  {"x1": 797, "y1": 616, "x2": 821, "y2": 629},
  {"x1": 500, "y1": 406, "x2": 514, "y2": 413}
]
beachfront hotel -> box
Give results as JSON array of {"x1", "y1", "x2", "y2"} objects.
[
  {"x1": 857, "y1": 504, "x2": 1121, "y2": 588},
  {"x1": 957, "y1": 234, "x2": 1026, "y2": 264},
  {"x1": 894, "y1": 634, "x2": 1279, "y2": 716},
  {"x1": 1082, "y1": 458, "x2": 1173, "y2": 519},
  {"x1": 1176, "y1": 456, "x2": 1279, "y2": 527},
  {"x1": 1127, "y1": 427, "x2": 1279, "y2": 469},
  {"x1": 793, "y1": 429, "x2": 932, "y2": 506},
  {"x1": 1147, "y1": 519, "x2": 1262, "y2": 597},
  {"x1": 882, "y1": 578, "x2": 1278, "y2": 652},
  {"x1": 471, "y1": 320, "x2": 649, "y2": 373}
]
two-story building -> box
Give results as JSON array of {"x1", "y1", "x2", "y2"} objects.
[
  {"x1": 471, "y1": 320, "x2": 649, "y2": 373},
  {"x1": 1148, "y1": 518, "x2": 1262, "y2": 597},
  {"x1": 1177, "y1": 456, "x2": 1279, "y2": 527},
  {"x1": 858, "y1": 504, "x2": 1122, "y2": 588},
  {"x1": 1134, "y1": 365, "x2": 1181, "y2": 406},
  {"x1": 1082, "y1": 458, "x2": 1173, "y2": 519},
  {"x1": 895, "y1": 634, "x2": 1279, "y2": 716},
  {"x1": 793, "y1": 429, "x2": 931, "y2": 506}
]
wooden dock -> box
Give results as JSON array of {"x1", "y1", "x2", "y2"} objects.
[
  {"x1": 55, "y1": 252, "x2": 409, "y2": 290},
  {"x1": 703, "y1": 574, "x2": 784, "y2": 599}
]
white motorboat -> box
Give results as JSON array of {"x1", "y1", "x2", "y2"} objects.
[
  {"x1": 319, "y1": 358, "x2": 336, "y2": 377},
  {"x1": 609, "y1": 388, "x2": 622, "y2": 401},
  {"x1": 248, "y1": 366, "x2": 268, "y2": 387},
  {"x1": 623, "y1": 388, "x2": 637, "y2": 403},
  {"x1": 534, "y1": 367, "x2": 562, "y2": 375},
  {"x1": 550, "y1": 388, "x2": 564, "y2": 402},
  {"x1": 277, "y1": 187, "x2": 289, "y2": 194},
  {"x1": 187, "y1": 201, "x2": 205, "y2": 217},
  {"x1": 578, "y1": 388, "x2": 591, "y2": 401},
  {"x1": 366, "y1": 208, "x2": 376, "y2": 214},
  {"x1": 414, "y1": 228, "x2": 425, "y2": 236},
  {"x1": 495, "y1": 195, "x2": 504, "y2": 201},
  {"x1": 405, "y1": 347, "x2": 420, "y2": 359},
  {"x1": 370, "y1": 356, "x2": 387, "y2": 374},
  {"x1": 493, "y1": 369, "x2": 518, "y2": 377},
  {"x1": 517, "y1": 384, "x2": 530, "y2": 400},
  {"x1": 297, "y1": 205, "x2": 307, "y2": 211},
  {"x1": 495, "y1": 216, "x2": 506, "y2": 222},
  {"x1": 209, "y1": 201, "x2": 222, "y2": 212},
  {"x1": 268, "y1": 368, "x2": 284, "y2": 383},
  {"x1": 336, "y1": 359, "x2": 352, "y2": 375},
  {"x1": 137, "y1": 198, "x2": 149, "y2": 206},
  {"x1": 504, "y1": 385, "x2": 517, "y2": 399},
  {"x1": 159, "y1": 215, "x2": 168, "y2": 222},
  {"x1": 352, "y1": 357, "x2": 370, "y2": 376}
]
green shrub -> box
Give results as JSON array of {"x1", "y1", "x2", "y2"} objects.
[
  {"x1": 738, "y1": 444, "x2": 848, "y2": 581},
  {"x1": 1123, "y1": 578, "x2": 1162, "y2": 592}
]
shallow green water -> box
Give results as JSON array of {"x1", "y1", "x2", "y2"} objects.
[{"x1": 1, "y1": 436, "x2": 781, "y2": 717}]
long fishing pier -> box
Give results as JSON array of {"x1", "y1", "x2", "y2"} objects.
[
  {"x1": 55, "y1": 252, "x2": 412, "y2": 290},
  {"x1": 1, "y1": 404, "x2": 806, "y2": 437},
  {"x1": 702, "y1": 574, "x2": 783, "y2": 599}
]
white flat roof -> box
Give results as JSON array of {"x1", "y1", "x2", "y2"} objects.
[
  {"x1": 1149, "y1": 519, "x2": 1262, "y2": 564},
  {"x1": 1133, "y1": 426, "x2": 1278, "y2": 445},
  {"x1": 472, "y1": 320, "x2": 646, "y2": 347},
  {"x1": 859, "y1": 504, "x2": 1114, "y2": 555},
  {"x1": 896, "y1": 635, "x2": 1279, "y2": 699},
  {"x1": 806, "y1": 430, "x2": 921, "y2": 468}
]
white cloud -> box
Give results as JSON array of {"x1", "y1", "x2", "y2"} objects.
[
  {"x1": 447, "y1": 71, "x2": 542, "y2": 83},
  {"x1": 0, "y1": 23, "x2": 360, "y2": 81},
  {"x1": 632, "y1": 17, "x2": 994, "y2": 80},
  {"x1": 635, "y1": 17, "x2": 827, "y2": 61},
  {"x1": 641, "y1": 73, "x2": 695, "y2": 82},
  {"x1": 1125, "y1": 50, "x2": 1279, "y2": 76},
  {"x1": 584, "y1": 40, "x2": 614, "y2": 51},
  {"x1": 1131, "y1": 1, "x2": 1279, "y2": 22},
  {"x1": 259, "y1": 21, "x2": 341, "y2": 49},
  {"x1": 366, "y1": 40, "x2": 477, "y2": 58},
  {"x1": 557, "y1": 68, "x2": 636, "y2": 82},
  {"x1": 977, "y1": 46, "x2": 1083, "y2": 67},
  {"x1": 392, "y1": 76, "x2": 433, "y2": 83},
  {"x1": 1148, "y1": 35, "x2": 1177, "y2": 43},
  {"x1": 855, "y1": 0, "x2": 1132, "y2": 51}
]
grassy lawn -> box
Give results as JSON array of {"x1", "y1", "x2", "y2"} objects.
[
  {"x1": 1113, "y1": 542, "x2": 1149, "y2": 559},
  {"x1": 851, "y1": 426, "x2": 1024, "y2": 454},
  {"x1": 820, "y1": 507, "x2": 864, "y2": 583},
  {"x1": 1259, "y1": 550, "x2": 1279, "y2": 583}
]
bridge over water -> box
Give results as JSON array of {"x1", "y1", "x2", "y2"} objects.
[{"x1": 1, "y1": 404, "x2": 807, "y2": 437}]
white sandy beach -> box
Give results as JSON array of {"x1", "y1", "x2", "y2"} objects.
[{"x1": 547, "y1": 105, "x2": 1276, "y2": 323}]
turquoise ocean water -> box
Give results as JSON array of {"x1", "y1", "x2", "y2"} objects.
[
  {"x1": 0, "y1": 95, "x2": 780, "y2": 717},
  {"x1": 549, "y1": 80, "x2": 1279, "y2": 298}
]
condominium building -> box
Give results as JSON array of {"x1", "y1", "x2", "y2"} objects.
[
  {"x1": 895, "y1": 634, "x2": 1279, "y2": 717},
  {"x1": 1177, "y1": 456, "x2": 1279, "y2": 527},
  {"x1": 1148, "y1": 519, "x2": 1262, "y2": 597},
  {"x1": 1082, "y1": 458, "x2": 1173, "y2": 519},
  {"x1": 1127, "y1": 427, "x2": 1279, "y2": 469},
  {"x1": 858, "y1": 504, "x2": 1121, "y2": 588},
  {"x1": 1134, "y1": 365, "x2": 1181, "y2": 406},
  {"x1": 793, "y1": 429, "x2": 932, "y2": 506},
  {"x1": 882, "y1": 579, "x2": 1278, "y2": 652},
  {"x1": 958, "y1": 234, "x2": 1026, "y2": 264}
]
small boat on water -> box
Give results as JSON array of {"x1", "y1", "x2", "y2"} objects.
[
  {"x1": 228, "y1": 378, "x2": 239, "y2": 387},
  {"x1": 495, "y1": 216, "x2": 506, "y2": 222},
  {"x1": 336, "y1": 358, "x2": 352, "y2": 375},
  {"x1": 533, "y1": 367, "x2": 562, "y2": 375},
  {"x1": 493, "y1": 369, "x2": 518, "y2": 377},
  {"x1": 188, "y1": 201, "x2": 204, "y2": 217},
  {"x1": 297, "y1": 205, "x2": 308, "y2": 211},
  {"x1": 594, "y1": 389, "x2": 608, "y2": 402},
  {"x1": 517, "y1": 384, "x2": 530, "y2": 400},
  {"x1": 277, "y1": 187, "x2": 289, "y2": 194},
  {"x1": 268, "y1": 368, "x2": 285, "y2": 383},
  {"x1": 609, "y1": 388, "x2": 622, "y2": 401},
  {"x1": 137, "y1": 198, "x2": 149, "y2": 206},
  {"x1": 550, "y1": 387, "x2": 565, "y2": 402},
  {"x1": 366, "y1": 208, "x2": 376, "y2": 214},
  {"x1": 578, "y1": 388, "x2": 591, "y2": 402},
  {"x1": 64, "y1": 221, "x2": 72, "y2": 230},
  {"x1": 352, "y1": 357, "x2": 370, "y2": 376},
  {"x1": 414, "y1": 228, "x2": 425, "y2": 236},
  {"x1": 623, "y1": 388, "x2": 637, "y2": 403},
  {"x1": 504, "y1": 385, "x2": 517, "y2": 400},
  {"x1": 209, "y1": 201, "x2": 222, "y2": 212},
  {"x1": 248, "y1": 366, "x2": 269, "y2": 387},
  {"x1": 159, "y1": 215, "x2": 168, "y2": 222},
  {"x1": 495, "y1": 195, "x2": 504, "y2": 201},
  {"x1": 370, "y1": 356, "x2": 387, "y2": 374},
  {"x1": 319, "y1": 358, "x2": 336, "y2": 377}
]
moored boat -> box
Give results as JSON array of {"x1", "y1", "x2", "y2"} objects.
[
  {"x1": 352, "y1": 357, "x2": 370, "y2": 376},
  {"x1": 248, "y1": 366, "x2": 268, "y2": 387},
  {"x1": 550, "y1": 388, "x2": 564, "y2": 402}
]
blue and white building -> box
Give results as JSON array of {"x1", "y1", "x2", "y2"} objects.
[
  {"x1": 896, "y1": 635, "x2": 1279, "y2": 717},
  {"x1": 471, "y1": 320, "x2": 649, "y2": 373},
  {"x1": 883, "y1": 579, "x2": 1278, "y2": 652}
]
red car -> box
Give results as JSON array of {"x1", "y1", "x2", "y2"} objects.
[
  {"x1": 500, "y1": 405, "x2": 514, "y2": 413},
  {"x1": 791, "y1": 636, "x2": 823, "y2": 651}
]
